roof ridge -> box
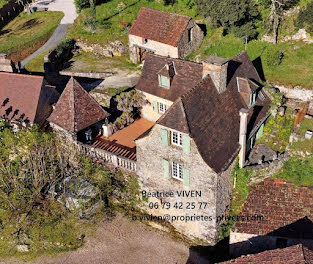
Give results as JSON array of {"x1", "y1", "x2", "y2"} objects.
[
  {"x1": 146, "y1": 53, "x2": 202, "y2": 66},
  {"x1": 0, "y1": 72, "x2": 43, "y2": 79}
]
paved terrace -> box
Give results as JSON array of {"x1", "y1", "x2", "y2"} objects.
[{"x1": 92, "y1": 118, "x2": 154, "y2": 161}]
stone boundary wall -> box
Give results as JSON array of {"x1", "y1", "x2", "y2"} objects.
[{"x1": 59, "y1": 70, "x2": 113, "y2": 79}]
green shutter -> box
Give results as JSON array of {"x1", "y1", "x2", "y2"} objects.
[
  {"x1": 182, "y1": 135, "x2": 190, "y2": 153},
  {"x1": 183, "y1": 168, "x2": 190, "y2": 186},
  {"x1": 161, "y1": 129, "x2": 169, "y2": 146},
  {"x1": 153, "y1": 101, "x2": 158, "y2": 112},
  {"x1": 162, "y1": 159, "x2": 170, "y2": 178}
]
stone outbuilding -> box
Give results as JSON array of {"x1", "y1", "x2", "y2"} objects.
[
  {"x1": 0, "y1": 72, "x2": 58, "y2": 129},
  {"x1": 128, "y1": 7, "x2": 204, "y2": 63},
  {"x1": 230, "y1": 178, "x2": 313, "y2": 258},
  {"x1": 135, "y1": 51, "x2": 271, "y2": 244},
  {"x1": 47, "y1": 77, "x2": 109, "y2": 142}
]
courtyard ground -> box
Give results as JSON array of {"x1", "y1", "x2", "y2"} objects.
[{"x1": 0, "y1": 213, "x2": 190, "y2": 264}]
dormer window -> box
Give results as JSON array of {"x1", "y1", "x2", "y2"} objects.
[
  {"x1": 249, "y1": 91, "x2": 257, "y2": 107},
  {"x1": 159, "y1": 75, "x2": 170, "y2": 89}
]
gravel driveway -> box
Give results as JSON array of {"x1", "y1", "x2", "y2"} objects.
[
  {"x1": 21, "y1": 0, "x2": 77, "y2": 67},
  {"x1": 1, "y1": 214, "x2": 190, "y2": 264}
]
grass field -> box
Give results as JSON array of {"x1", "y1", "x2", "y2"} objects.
[
  {"x1": 24, "y1": 50, "x2": 49, "y2": 72},
  {"x1": 187, "y1": 29, "x2": 313, "y2": 88},
  {"x1": 67, "y1": 0, "x2": 198, "y2": 46},
  {"x1": 0, "y1": 11, "x2": 63, "y2": 62}
]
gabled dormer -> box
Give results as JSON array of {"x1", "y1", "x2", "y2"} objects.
[
  {"x1": 157, "y1": 61, "x2": 177, "y2": 89},
  {"x1": 236, "y1": 77, "x2": 259, "y2": 108}
]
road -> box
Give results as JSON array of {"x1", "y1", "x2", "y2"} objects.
[{"x1": 21, "y1": 0, "x2": 77, "y2": 68}]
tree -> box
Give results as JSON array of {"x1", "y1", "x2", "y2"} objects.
[
  {"x1": 195, "y1": 0, "x2": 260, "y2": 40},
  {"x1": 268, "y1": 0, "x2": 299, "y2": 43},
  {"x1": 295, "y1": 1, "x2": 313, "y2": 34}
]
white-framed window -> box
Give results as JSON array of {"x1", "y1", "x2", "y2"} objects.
[
  {"x1": 159, "y1": 75, "x2": 170, "y2": 88},
  {"x1": 171, "y1": 131, "x2": 183, "y2": 146},
  {"x1": 159, "y1": 102, "x2": 168, "y2": 114},
  {"x1": 249, "y1": 91, "x2": 257, "y2": 107},
  {"x1": 172, "y1": 161, "x2": 183, "y2": 180}
]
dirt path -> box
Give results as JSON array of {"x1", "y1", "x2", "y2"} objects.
[{"x1": 1, "y1": 213, "x2": 189, "y2": 264}]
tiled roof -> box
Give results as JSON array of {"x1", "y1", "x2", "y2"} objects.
[
  {"x1": 157, "y1": 51, "x2": 270, "y2": 172},
  {"x1": 129, "y1": 7, "x2": 191, "y2": 46},
  {"x1": 0, "y1": 72, "x2": 52, "y2": 126},
  {"x1": 136, "y1": 53, "x2": 203, "y2": 102},
  {"x1": 232, "y1": 178, "x2": 313, "y2": 237},
  {"x1": 221, "y1": 244, "x2": 313, "y2": 264},
  {"x1": 48, "y1": 77, "x2": 109, "y2": 133}
]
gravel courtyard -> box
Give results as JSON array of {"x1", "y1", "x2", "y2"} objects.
[{"x1": 1, "y1": 213, "x2": 190, "y2": 264}]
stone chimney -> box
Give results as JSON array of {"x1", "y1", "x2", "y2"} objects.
[
  {"x1": 239, "y1": 108, "x2": 249, "y2": 168},
  {"x1": 202, "y1": 56, "x2": 229, "y2": 94}
]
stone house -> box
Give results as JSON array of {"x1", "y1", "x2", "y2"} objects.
[
  {"x1": 135, "y1": 51, "x2": 271, "y2": 244},
  {"x1": 47, "y1": 77, "x2": 110, "y2": 142},
  {"x1": 230, "y1": 178, "x2": 313, "y2": 258},
  {"x1": 128, "y1": 7, "x2": 203, "y2": 63},
  {"x1": 221, "y1": 244, "x2": 313, "y2": 264},
  {"x1": 0, "y1": 72, "x2": 58, "y2": 129},
  {"x1": 136, "y1": 53, "x2": 203, "y2": 122}
]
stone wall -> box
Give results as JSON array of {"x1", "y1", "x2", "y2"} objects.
[
  {"x1": 136, "y1": 123, "x2": 230, "y2": 244},
  {"x1": 0, "y1": 53, "x2": 15, "y2": 72},
  {"x1": 76, "y1": 40, "x2": 128, "y2": 57},
  {"x1": 140, "y1": 92, "x2": 173, "y2": 122},
  {"x1": 178, "y1": 20, "x2": 204, "y2": 58},
  {"x1": 129, "y1": 35, "x2": 179, "y2": 63}
]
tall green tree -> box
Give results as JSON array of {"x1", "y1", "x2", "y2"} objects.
[{"x1": 195, "y1": 0, "x2": 260, "y2": 40}]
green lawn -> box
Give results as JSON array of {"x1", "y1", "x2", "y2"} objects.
[
  {"x1": 187, "y1": 30, "x2": 313, "y2": 88},
  {"x1": 25, "y1": 50, "x2": 49, "y2": 72},
  {"x1": 0, "y1": 11, "x2": 63, "y2": 62},
  {"x1": 67, "y1": 0, "x2": 199, "y2": 46}
]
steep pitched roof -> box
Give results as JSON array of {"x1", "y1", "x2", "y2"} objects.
[
  {"x1": 129, "y1": 7, "x2": 191, "y2": 47},
  {"x1": 47, "y1": 77, "x2": 109, "y2": 133},
  {"x1": 0, "y1": 72, "x2": 51, "y2": 126},
  {"x1": 232, "y1": 178, "x2": 313, "y2": 237},
  {"x1": 136, "y1": 53, "x2": 203, "y2": 102},
  {"x1": 157, "y1": 51, "x2": 270, "y2": 172},
  {"x1": 221, "y1": 244, "x2": 313, "y2": 264}
]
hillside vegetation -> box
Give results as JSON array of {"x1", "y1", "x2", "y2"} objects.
[{"x1": 0, "y1": 11, "x2": 63, "y2": 62}]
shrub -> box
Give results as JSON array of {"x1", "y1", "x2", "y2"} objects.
[
  {"x1": 264, "y1": 46, "x2": 284, "y2": 66},
  {"x1": 75, "y1": 0, "x2": 90, "y2": 12},
  {"x1": 295, "y1": 1, "x2": 313, "y2": 34}
]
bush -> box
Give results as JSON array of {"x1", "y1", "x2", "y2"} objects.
[
  {"x1": 295, "y1": 1, "x2": 313, "y2": 34},
  {"x1": 264, "y1": 46, "x2": 284, "y2": 66},
  {"x1": 75, "y1": 0, "x2": 90, "y2": 12}
]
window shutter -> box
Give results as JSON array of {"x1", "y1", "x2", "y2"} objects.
[
  {"x1": 182, "y1": 135, "x2": 190, "y2": 153},
  {"x1": 249, "y1": 94, "x2": 252, "y2": 106},
  {"x1": 153, "y1": 101, "x2": 158, "y2": 112},
  {"x1": 161, "y1": 129, "x2": 169, "y2": 146},
  {"x1": 162, "y1": 159, "x2": 170, "y2": 178},
  {"x1": 183, "y1": 168, "x2": 190, "y2": 186}
]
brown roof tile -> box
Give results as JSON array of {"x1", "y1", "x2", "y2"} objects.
[
  {"x1": 129, "y1": 7, "x2": 191, "y2": 46},
  {"x1": 157, "y1": 51, "x2": 270, "y2": 172},
  {"x1": 233, "y1": 178, "x2": 313, "y2": 237},
  {"x1": 136, "y1": 53, "x2": 203, "y2": 102},
  {"x1": 221, "y1": 244, "x2": 313, "y2": 264},
  {"x1": 48, "y1": 77, "x2": 109, "y2": 133},
  {"x1": 0, "y1": 72, "x2": 52, "y2": 126}
]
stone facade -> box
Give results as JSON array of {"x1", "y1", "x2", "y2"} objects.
[
  {"x1": 141, "y1": 92, "x2": 173, "y2": 122},
  {"x1": 129, "y1": 20, "x2": 203, "y2": 63},
  {"x1": 136, "y1": 123, "x2": 233, "y2": 244},
  {"x1": 0, "y1": 53, "x2": 15, "y2": 72}
]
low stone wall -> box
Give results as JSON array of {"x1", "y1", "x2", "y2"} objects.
[
  {"x1": 76, "y1": 40, "x2": 128, "y2": 57},
  {"x1": 59, "y1": 70, "x2": 113, "y2": 79}
]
